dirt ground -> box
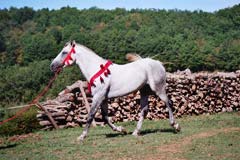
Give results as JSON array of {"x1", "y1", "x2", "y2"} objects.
[{"x1": 147, "y1": 127, "x2": 240, "y2": 160}]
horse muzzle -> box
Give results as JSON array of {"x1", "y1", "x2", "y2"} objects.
[{"x1": 50, "y1": 62, "x2": 64, "y2": 73}]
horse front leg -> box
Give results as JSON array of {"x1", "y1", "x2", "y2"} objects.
[
  {"x1": 101, "y1": 100, "x2": 127, "y2": 133},
  {"x1": 132, "y1": 93, "x2": 149, "y2": 136},
  {"x1": 77, "y1": 95, "x2": 104, "y2": 141}
]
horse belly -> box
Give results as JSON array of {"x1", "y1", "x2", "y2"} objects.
[{"x1": 108, "y1": 66, "x2": 147, "y2": 98}]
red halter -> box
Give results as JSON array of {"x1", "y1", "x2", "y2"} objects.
[
  {"x1": 61, "y1": 45, "x2": 112, "y2": 94},
  {"x1": 88, "y1": 60, "x2": 112, "y2": 94},
  {"x1": 62, "y1": 45, "x2": 76, "y2": 65}
]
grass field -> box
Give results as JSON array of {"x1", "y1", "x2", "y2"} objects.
[{"x1": 0, "y1": 112, "x2": 239, "y2": 160}]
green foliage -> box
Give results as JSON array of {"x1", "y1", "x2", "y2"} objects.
[
  {"x1": 0, "y1": 107, "x2": 40, "y2": 136},
  {"x1": 0, "y1": 34, "x2": 5, "y2": 52},
  {"x1": 9, "y1": 7, "x2": 35, "y2": 25},
  {"x1": 21, "y1": 33, "x2": 58, "y2": 63},
  {"x1": 46, "y1": 65, "x2": 84, "y2": 98},
  {"x1": 1, "y1": 5, "x2": 240, "y2": 70},
  {"x1": 0, "y1": 5, "x2": 240, "y2": 107},
  {"x1": 0, "y1": 60, "x2": 52, "y2": 107},
  {"x1": 46, "y1": 27, "x2": 62, "y2": 44},
  {"x1": 0, "y1": 59, "x2": 82, "y2": 108}
]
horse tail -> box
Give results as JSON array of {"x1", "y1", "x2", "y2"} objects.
[{"x1": 125, "y1": 53, "x2": 142, "y2": 62}]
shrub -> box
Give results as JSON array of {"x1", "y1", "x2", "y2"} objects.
[{"x1": 0, "y1": 107, "x2": 40, "y2": 136}]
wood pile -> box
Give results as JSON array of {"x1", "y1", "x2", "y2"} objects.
[
  {"x1": 37, "y1": 70, "x2": 240, "y2": 130},
  {"x1": 167, "y1": 70, "x2": 240, "y2": 117}
]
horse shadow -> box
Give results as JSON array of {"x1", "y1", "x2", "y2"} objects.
[
  {"x1": 105, "y1": 128, "x2": 177, "y2": 138},
  {"x1": 141, "y1": 128, "x2": 177, "y2": 135},
  {"x1": 0, "y1": 143, "x2": 17, "y2": 150}
]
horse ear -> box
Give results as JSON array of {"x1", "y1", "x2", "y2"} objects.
[
  {"x1": 71, "y1": 40, "x2": 76, "y2": 47},
  {"x1": 64, "y1": 42, "x2": 69, "y2": 47}
]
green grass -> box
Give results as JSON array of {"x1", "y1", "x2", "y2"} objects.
[
  {"x1": 185, "y1": 131, "x2": 240, "y2": 160},
  {"x1": 0, "y1": 112, "x2": 239, "y2": 160}
]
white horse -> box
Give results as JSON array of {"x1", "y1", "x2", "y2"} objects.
[{"x1": 50, "y1": 41, "x2": 180, "y2": 141}]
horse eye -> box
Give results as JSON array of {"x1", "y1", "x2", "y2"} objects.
[{"x1": 62, "y1": 51, "x2": 68, "y2": 55}]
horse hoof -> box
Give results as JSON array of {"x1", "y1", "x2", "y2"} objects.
[
  {"x1": 116, "y1": 126, "x2": 127, "y2": 134},
  {"x1": 120, "y1": 127, "x2": 128, "y2": 134},
  {"x1": 132, "y1": 130, "x2": 140, "y2": 137},
  {"x1": 174, "y1": 123, "x2": 181, "y2": 132},
  {"x1": 77, "y1": 135, "x2": 85, "y2": 142}
]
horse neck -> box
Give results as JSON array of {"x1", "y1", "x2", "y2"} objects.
[{"x1": 75, "y1": 44, "x2": 107, "y2": 81}]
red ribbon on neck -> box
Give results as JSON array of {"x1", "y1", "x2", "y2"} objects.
[{"x1": 88, "y1": 60, "x2": 112, "y2": 94}]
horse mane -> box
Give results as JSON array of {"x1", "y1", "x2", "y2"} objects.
[
  {"x1": 78, "y1": 44, "x2": 96, "y2": 54},
  {"x1": 125, "y1": 53, "x2": 142, "y2": 62},
  {"x1": 77, "y1": 42, "x2": 143, "y2": 63}
]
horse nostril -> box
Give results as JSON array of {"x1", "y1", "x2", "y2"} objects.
[
  {"x1": 50, "y1": 63, "x2": 56, "y2": 72},
  {"x1": 50, "y1": 62, "x2": 64, "y2": 72}
]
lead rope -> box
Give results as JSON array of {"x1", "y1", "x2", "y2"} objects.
[{"x1": 0, "y1": 68, "x2": 62, "y2": 125}]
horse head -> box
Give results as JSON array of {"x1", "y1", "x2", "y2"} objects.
[{"x1": 50, "y1": 40, "x2": 77, "y2": 72}]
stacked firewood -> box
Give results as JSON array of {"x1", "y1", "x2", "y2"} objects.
[
  {"x1": 167, "y1": 70, "x2": 240, "y2": 117},
  {"x1": 37, "y1": 70, "x2": 240, "y2": 130},
  {"x1": 37, "y1": 81, "x2": 93, "y2": 129}
]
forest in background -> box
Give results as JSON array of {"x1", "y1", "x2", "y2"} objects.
[{"x1": 0, "y1": 5, "x2": 240, "y2": 108}]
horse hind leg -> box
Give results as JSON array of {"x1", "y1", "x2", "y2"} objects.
[
  {"x1": 101, "y1": 100, "x2": 127, "y2": 134},
  {"x1": 132, "y1": 86, "x2": 150, "y2": 136},
  {"x1": 155, "y1": 85, "x2": 181, "y2": 132}
]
